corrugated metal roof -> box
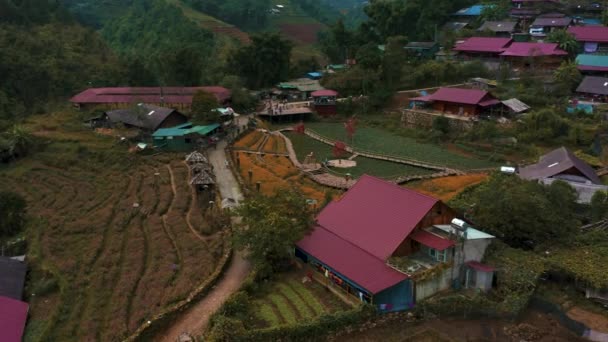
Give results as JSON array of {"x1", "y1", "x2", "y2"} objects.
[
  {"x1": 70, "y1": 86, "x2": 231, "y2": 104},
  {"x1": 297, "y1": 225, "x2": 408, "y2": 294},
  {"x1": 410, "y1": 230, "x2": 455, "y2": 251},
  {"x1": 478, "y1": 21, "x2": 517, "y2": 32},
  {"x1": 453, "y1": 37, "x2": 513, "y2": 53},
  {"x1": 454, "y1": 4, "x2": 489, "y2": 16},
  {"x1": 105, "y1": 104, "x2": 183, "y2": 131},
  {"x1": 316, "y1": 175, "x2": 438, "y2": 260},
  {"x1": 312, "y1": 90, "x2": 338, "y2": 97},
  {"x1": 502, "y1": 98, "x2": 531, "y2": 113},
  {"x1": 0, "y1": 296, "x2": 28, "y2": 342},
  {"x1": 576, "y1": 76, "x2": 608, "y2": 95},
  {"x1": 531, "y1": 17, "x2": 572, "y2": 27},
  {"x1": 576, "y1": 54, "x2": 608, "y2": 69},
  {"x1": 500, "y1": 42, "x2": 567, "y2": 57},
  {"x1": 519, "y1": 147, "x2": 602, "y2": 184},
  {"x1": 428, "y1": 87, "x2": 492, "y2": 105},
  {"x1": 153, "y1": 123, "x2": 219, "y2": 137},
  {"x1": 568, "y1": 26, "x2": 608, "y2": 43}
]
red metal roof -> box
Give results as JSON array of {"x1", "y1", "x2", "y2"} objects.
[
  {"x1": 410, "y1": 230, "x2": 455, "y2": 251},
  {"x1": 69, "y1": 86, "x2": 231, "y2": 104},
  {"x1": 500, "y1": 42, "x2": 568, "y2": 57},
  {"x1": 312, "y1": 89, "x2": 338, "y2": 97},
  {"x1": 0, "y1": 296, "x2": 28, "y2": 342},
  {"x1": 453, "y1": 37, "x2": 512, "y2": 53},
  {"x1": 578, "y1": 65, "x2": 608, "y2": 72},
  {"x1": 316, "y1": 175, "x2": 439, "y2": 260},
  {"x1": 428, "y1": 87, "x2": 492, "y2": 105},
  {"x1": 297, "y1": 226, "x2": 408, "y2": 294},
  {"x1": 568, "y1": 26, "x2": 608, "y2": 43},
  {"x1": 466, "y1": 261, "x2": 495, "y2": 272}
]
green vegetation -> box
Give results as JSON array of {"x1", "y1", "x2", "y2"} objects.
[
  {"x1": 303, "y1": 123, "x2": 499, "y2": 169},
  {"x1": 232, "y1": 190, "x2": 314, "y2": 275},
  {"x1": 0, "y1": 190, "x2": 26, "y2": 247},
  {"x1": 191, "y1": 90, "x2": 220, "y2": 125},
  {"x1": 183, "y1": 0, "x2": 271, "y2": 29},
  {"x1": 286, "y1": 132, "x2": 435, "y2": 178}
]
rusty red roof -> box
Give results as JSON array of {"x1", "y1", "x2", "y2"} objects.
[
  {"x1": 453, "y1": 37, "x2": 512, "y2": 53},
  {"x1": 466, "y1": 261, "x2": 495, "y2": 272},
  {"x1": 568, "y1": 26, "x2": 608, "y2": 43},
  {"x1": 500, "y1": 42, "x2": 567, "y2": 57},
  {"x1": 411, "y1": 230, "x2": 455, "y2": 251},
  {"x1": 428, "y1": 87, "x2": 493, "y2": 105},
  {"x1": 0, "y1": 296, "x2": 28, "y2": 342},
  {"x1": 70, "y1": 86, "x2": 231, "y2": 104},
  {"x1": 317, "y1": 175, "x2": 439, "y2": 260},
  {"x1": 297, "y1": 225, "x2": 408, "y2": 293}
]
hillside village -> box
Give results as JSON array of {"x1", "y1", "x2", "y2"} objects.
[{"x1": 2, "y1": 0, "x2": 608, "y2": 341}]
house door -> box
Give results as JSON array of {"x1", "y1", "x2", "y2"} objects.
[{"x1": 466, "y1": 269, "x2": 477, "y2": 288}]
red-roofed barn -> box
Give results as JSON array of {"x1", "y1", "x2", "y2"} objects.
[
  {"x1": 70, "y1": 86, "x2": 232, "y2": 110},
  {"x1": 295, "y1": 175, "x2": 495, "y2": 310}
]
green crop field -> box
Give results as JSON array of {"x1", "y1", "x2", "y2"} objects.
[
  {"x1": 305, "y1": 123, "x2": 501, "y2": 170},
  {"x1": 250, "y1": 272, "x2": 350, "y2": 328},
  {"x1": 285, "y1": 132, "x2": 435, "y2": 178}
]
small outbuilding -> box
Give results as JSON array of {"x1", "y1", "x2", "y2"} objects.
[
  {"x1": 576, "y1": 76, "x2": 608, "y2": 102},
  {"x1": 153, "y1": 123, "x2": 220, "y2": 151},
  {"x1": 477, "y1": 21, "x2": 518, "y2": 37},
  {"x1": 312, "y1": 89, "x2": 338, "y2": 116},
  {"x1": 0, "y1": 256, "x2": 27, "y2": 300}
]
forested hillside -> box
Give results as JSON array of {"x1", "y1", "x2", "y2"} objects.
[
  {"x1": 0, "y1": 0, "x2": 125, "y2": 126},
  {"x1": 183, "y1": 0, "x2": 271, "y2": 30}
]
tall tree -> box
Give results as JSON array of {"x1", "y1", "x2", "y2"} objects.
[
  {"x1": 232, "y1": 190, "x2": 314, "y2": 274},
  {"x1": 547, "y1": 29, "x2": 579, "y2": 56},
  {"x1": 230, "y1": 33, "x2": 293, "y2": 89},
  {"x1": 553, "y1": 61, "x2": 582, "y2": 94},
  {"x1": 191, "y1": 90, "x2": 219, "y2": 125},
  {"x1": 381, "y1": 35, "x2": 408, "y2": 88},
  {"x1": 0, "y1": 191, "x2": 27, "y2": 243}
]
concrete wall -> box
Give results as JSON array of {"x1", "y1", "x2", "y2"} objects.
[{"x1": 415, "y1": 267, "x2": 453, "y2": 302}]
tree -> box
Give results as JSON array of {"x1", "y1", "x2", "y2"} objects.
[
  {"x1": 230, "y1": 33, "x2": 293, "y2": 89},
  {"x1": 553, "y1": 61, "x2": 582, "y2": 94},
  {"x1": 232, "y1": 190, "x2": 314, "y2": 274},
  {"x1": 191, "y1": 90, "x2": 219, "y2": 125},
  {"x1": 432, "y1": 116, "x2": 450, "y2": 136},
  {"x1": 450, "y1": 173, "x2": 579, "y2": 249},
  {"x1": 590, "y1": 190, "x2": 608, "y2": 222},
  {"x1": 381, "y1": 35, "x2": 408, "y2": 88},
  {"x1": 547, "y1": 29, "x2": 578, "y2": 56},
  {"x1": 480, "y1": 0, "x2": 510, "y2": 21},
  {"x1": 0, "y1": 191, "x2": 27, "y2": 244},
  {"x1": 0, "y1": 125, "x2": 33, "y2": 161}
]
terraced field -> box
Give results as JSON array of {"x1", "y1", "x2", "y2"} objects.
[
  {"x1": 2, "y1": 113, "x2": 225, "y2": 341},
  {"x1": 251, "y1": 272, "x2": 349, "y2": 328}
]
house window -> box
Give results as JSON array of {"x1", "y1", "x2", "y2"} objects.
[{"x1": 428, "y1": 248, "x2": 447, "y2": 262}]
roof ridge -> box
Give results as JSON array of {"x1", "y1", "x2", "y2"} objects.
[{"x1": 358, "y1": 174, "x2": 441, "y2": 202}]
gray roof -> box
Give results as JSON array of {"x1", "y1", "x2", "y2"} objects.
[
  {"x1": 0, "y1": 257, "x2": 27, "y2": 300},
  {"x1": 541, "y1": 178, "x2": 608, "y2": 204},
  {"x1": 478, "y1": 21, "x2": 517, "y2": 33},
  {"x1": 443, "y1": 22, "x2": 469, "y2": 31},
  {"x1": 502, "y1": 98, "x2": 530, "y2": 113},
  {"x1": 105, "y1": 104, "x2": 181, "y2": 131},
  {"x1": 190, "y1": 171, "x2": 215, "y2": 185},
  {"x1": 404, "y1": 42, "x2": 437, "y2": 49},
  {"x1": 531, "y1": 17, "x2": 572, "y2": 27},
  {"x1": 576, "y1": 76, "x2": 608, "y2": 96},
  {"x1": 519, "y1": 147, "x2": 601, "y2": 184},
  {"x1": 185, "y1": 151, "x2": 208, "y2": 164}
]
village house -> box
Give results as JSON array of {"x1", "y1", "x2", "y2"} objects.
[
  {"x1": 295, "y1": 176, "x2": 495, "y2": 311},
  {"x1": 89, "y1": 104, "x2": 188, "y2": 133},
  {"x1": 0, "y1": 256, "x2": 28, "y2": 342},
  {"x1": 152, "y1": 122, "x2": 221, "y2": 151},
  {"x1": 510, "y1": 0, "x2": 562, "y2": 20},
  {"x1": 576, "y1": 54, "x2": 608, "y2": 75},
  {"x1": 500, "y1": 42, "x2": 567, "y2": 68},
  {"x1": 409, "y1": 87, "x2": 501, "y2": 117},
  {"x1": 70, "y1": 86, "x2": 231, "y2": 111},
  {"x1": 477, "y1": 21, "x2": 519, "y2": 37},
  {"x1": 529, "y1": 16, "x2": 572, "y2": 36},
  {"x1": 576, "y1": 76, "x2": 608, "y2": 102},
  {"x1": 568, "y1": 26, "x2": 608, "y2": 54},
  {"x1": 453, "y1": 4, "x2": 490, "y2": 22},
  {"x1": 312, "y1": 89, "x2": 338, "y2": 116},
  {"x1": 453, "y1": 37, "x2": 513, "y2": 60},
  {"x1": 518, "y1": 147, "x2": 607, "y2": 203},
  {"x1": 276, "y1": 79, "x2": 324, "y2": 101}
]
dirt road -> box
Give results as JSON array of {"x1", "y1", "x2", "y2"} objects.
[{"x1": 159, "y1": 120, "x2": 251, "y2": 341}]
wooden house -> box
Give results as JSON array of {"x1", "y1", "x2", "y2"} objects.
[
  {"x1": 576, "y1": 54, "x2": 608, "y2": 75},
  {"x1": 478, "y1": 21, "x2": 519, "y2": 37},
  {"x1": 409, "y1": 87, "x2": 501, "y2": 117},
  {"x1": 568, "y1": 26, "x2": 608, "y2": 55},
  {"x1": 295, "y1": 175, "x2": 495, "y2": 311},
  {"x1": 70, "y1": 86, "x2": 231, "y2": 111},
  {"x1": 453, "y1": 37, "x2": 513, "y2": 59},
  {"x1": 529, "y1": 16, "x2": 572, "y2": 37}
]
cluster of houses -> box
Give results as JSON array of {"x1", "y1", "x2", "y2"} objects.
[
  {"x1": 71, "y1": 87, "x2": 234, "y2": 152},
  {"x1": 0, "y1": 256, "x2": 28, "y2": 342}
]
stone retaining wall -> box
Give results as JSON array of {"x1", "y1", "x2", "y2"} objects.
[{"x1": 401, "y1": 110, "x2": 474, "y2": 131}]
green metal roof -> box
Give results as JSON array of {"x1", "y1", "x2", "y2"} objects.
[
  {"x1": 576, "y1": 54, "x2": 608, "y2": 67},
  {"x1": 153, "y1": 123, "x2": 219, "y2": 137}
]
